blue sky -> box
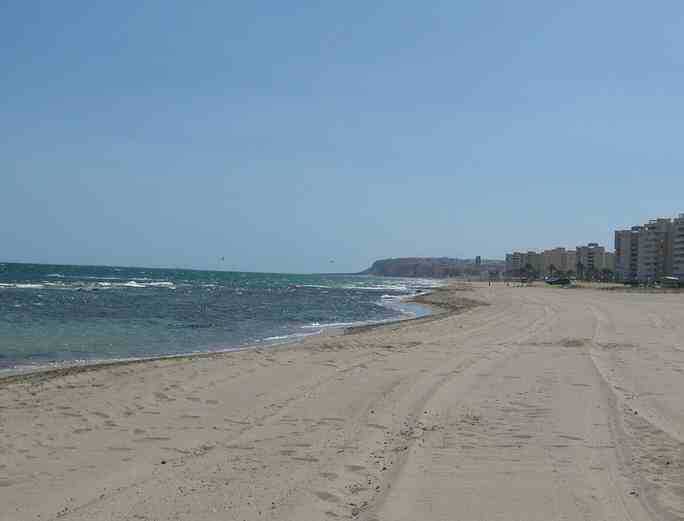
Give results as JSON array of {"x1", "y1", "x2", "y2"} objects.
[{"x1": 3, "y1": 1, "x2": 684, "y2": 273}]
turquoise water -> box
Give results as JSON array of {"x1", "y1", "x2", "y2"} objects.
[{"x1": 0, "y1": 263, "x2": 438, "y2": 372}]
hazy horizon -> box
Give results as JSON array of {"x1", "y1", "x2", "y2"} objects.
[
  {"x1": 0, "y1": 255, "x2": 504, "y2": 276},
  {"x1": 4, "y1": 2, "x2": 684, "y2": 273}
]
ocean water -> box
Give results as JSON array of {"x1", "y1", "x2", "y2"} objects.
[{"x1": 0, "y1": 263, "x2": 440, "y2": 373}]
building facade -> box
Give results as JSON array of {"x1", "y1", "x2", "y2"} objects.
[
  {"x1": 636, "y1": 219, "x2": 672, "y2": 283},
  {"x1": 566, "y1": 251, "x2": 577, "y2": 275},
  {"x1": 505, "y1": 251, "x2": 542, "y2": 277},
  {"x1": 505, "y1": 252, "x2": 523, "y2": 274},
  {"x1": 541, "y1": 248, "x2": 577, "y2": 276},
  {"x1": 615, "y1": 227, "x2": 640, "y2": 282},
  {"x1": 576, "y1": 243, "x2": 613, "y2": 279},
  {"x1": 673, "y1": 215, "x2": 684, "y2": 279},
  {"x1": 614, "y1": 215, "x2": 684, "y2": 283}
]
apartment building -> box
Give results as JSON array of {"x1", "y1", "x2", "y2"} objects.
[
  {"x1": 506, "y1": 244, "x2": 613, "y2": 280},
  {"x1": 614, "y1": 215, "x2": 684, "y2": 282},
  {"x1": 566, "y1": 251, "x2": 577, "y2": 274},
  {"x1": 505, "y1": 251, "x2": 542, "y2": 276},
  {"x1": 542, "y1": 248, "x2": 564, "y2": 276},
  {"x1": 615, "y1": 227, "x2": 640, "y2": 281},
  {"x1": 541, "y1": 247, "x2": 578, "y2": 276},
  {"x1": 526, "y1": 251, "x2": 543, "y2": 275},
  {"x1": 636, "y1": 219, "x2": 672, "y2": 283},
  {"x1": 505, "y1": 252, "x2": 522, "y2": 274},
  {"x1": 673, "y1": 215, "x2": 684, "y2": 278},
  {"x1": 576, "y1": 243, "x2": 613, "y2": 278},
  {"x1": 507, "y1": 246, "x2": 610, "y2": 278}
]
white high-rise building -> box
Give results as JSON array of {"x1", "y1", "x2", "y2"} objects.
[
  {"x1": 636, "y1": 219, "x2": 672, "y2": 283},
  {"x1": 672, "y1": 215, "x2": 684, "y2": 279},
  {"x1": 615, "y1": 227, "x2": 640, "y2": 282},
  {"x1": 615, "y1": 215, "x2": 683, "y2": 283}
]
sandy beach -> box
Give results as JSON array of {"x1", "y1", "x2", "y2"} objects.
[{"x1": 2, "y1": 283, "x2": 684, "y2": 520}]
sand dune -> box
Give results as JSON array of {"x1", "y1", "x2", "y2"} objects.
[{"x1": 2, "y1": 283, "x2": 684, "y2": 520}]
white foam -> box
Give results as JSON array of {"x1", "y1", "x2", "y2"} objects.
[
  {"x1": 116, "y1": 280, "x2": 175, "y2": 289},
  {"x1": 122, "y1": 281, "x2": 147, "y2": 288},
  {"x1": 263, "y1": 331, "x2": 321, "y2": 342},
  {"x1": 79, "y1": 276, "x2": 124, "y2": 281},
  {"x1": 343, "y1": 284, "x2": 409, "y2": 291},
  {"x1": 301, "y1": 321, "x2": 358, "y2": 330},
  {"x1": 147, "y1": 282, "x2": 175, "y2": 288}
]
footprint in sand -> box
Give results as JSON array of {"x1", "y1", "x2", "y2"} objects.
[
  {"x1": 133, "y1": 428, "x2": 146, "y2": 435},
  {"x1": 224, "y1": 419, "x2": 250, "y2": 425},
  {"x1": 153, "y1": 392, "x2": 174, "y2": 402},
  {"x1": 345, "y1": 465, "x2": 366, "y2": 473},
  {"x1": 320, "y1": 472, "x2": 338, "y2": 480},
  {"x1": 91, "y1": 411, "x2": 110, "y2": 419},
  {"x1": 205, "y1": 399, "x2": 219, "y2": 405},
  {"x1": 314, "y1": 491, "x2": 340, "y2": 503},
  {"x1": 559, "y1": 435, "x2": 583, "y2": 441},
  {"x1": 0, "y1": 479, "x2": 15, "y2": 487},
  {"x1": 73, "y1": 428, "x2": 93, "y2": 434},
  {"x1": 280, "y1": 449, "x2": 297, "y2": 456},
  {"x1": 292, "y1": 456, "x2": 319, "y2": 462}
]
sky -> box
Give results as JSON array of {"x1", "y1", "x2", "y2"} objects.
[{"x1": 2, "y1": 1, "x2": 684, "y2": 273}]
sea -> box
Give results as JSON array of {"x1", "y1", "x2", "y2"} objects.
[{"x1": 0, "y1": 263, "x2": 441, "y2": 374}]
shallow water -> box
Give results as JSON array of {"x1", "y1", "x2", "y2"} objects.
[{"x1": 0, "y1": 263, "x2": 439, "y2": 371}]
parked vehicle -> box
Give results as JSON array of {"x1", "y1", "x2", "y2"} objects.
[{"x1": 545, "y1": 277, "x2": 571, "y2": 286}]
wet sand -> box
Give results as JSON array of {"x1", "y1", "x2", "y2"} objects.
[{"x1": 2, "y1": 283, "x2": 684, "y2": 520}]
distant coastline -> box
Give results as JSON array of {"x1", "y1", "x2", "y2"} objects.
[{"x1": 360, "y1": 257, "x2": 504, "y2": 278}]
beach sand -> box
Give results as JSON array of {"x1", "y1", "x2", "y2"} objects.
[{"x1": 2, "y1": 283, "x2": 684, "y2": 520}]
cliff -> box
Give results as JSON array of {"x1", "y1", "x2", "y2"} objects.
[
  {"x1": 360, "y1": 257, "x2": 505, "y2": 278},
  {"x1": 360, "y1": 257, "x2": 467, "y2": 278}
]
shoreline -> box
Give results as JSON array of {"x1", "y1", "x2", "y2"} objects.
[
  {"x1": 0, "y1": 284, "x2": 475, "y2": 386},
  {"x1": 3, "y1": 283, "x2": 682, "y2": 519}
]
